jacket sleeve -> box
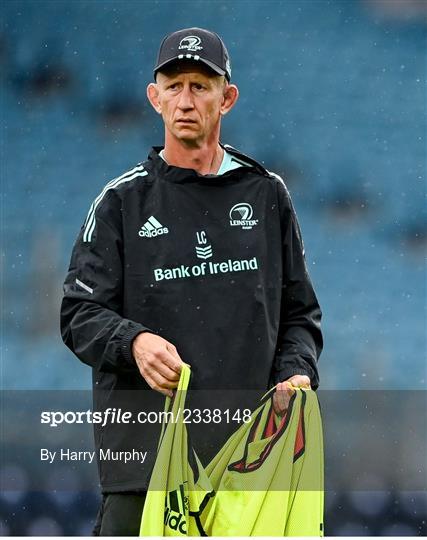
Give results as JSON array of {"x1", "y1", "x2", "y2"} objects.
[
  {"x1": 60, "y1": 190, "x2": 150, "y2": 373},
  {"x1": 272, "y1": 179, "x2": 323, "y2": 390}
]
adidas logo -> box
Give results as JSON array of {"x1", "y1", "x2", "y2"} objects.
[
  {"x1": 139, "y1": 216, "x2": 169, "y2": 238},
  {"x1": 164, "y1": 484, "x2": 188, "y2": 534}
]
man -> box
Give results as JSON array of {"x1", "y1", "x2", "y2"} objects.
[{"x1": 61, "y1": 27, "x2": 322, "y2": 536}]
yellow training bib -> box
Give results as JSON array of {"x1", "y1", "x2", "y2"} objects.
[{"x1": 140, "y1": 364, "x2": 324, "y2": 536}]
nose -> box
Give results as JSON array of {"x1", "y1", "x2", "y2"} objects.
[{"x1": 177, "y1": 84, "x2": 194, "y2": 110}]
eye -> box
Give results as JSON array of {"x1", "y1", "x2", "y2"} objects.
[{"x1": 193, "y1": 83, "x2": 205, "y2": 91}]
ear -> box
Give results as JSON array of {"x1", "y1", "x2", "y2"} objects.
[
  {"x1": 220, "y1": 84, "x2": 239, "y2": 116},
  {"x1": 147, "y1": 83, "x2": 162, "y2": 114}
]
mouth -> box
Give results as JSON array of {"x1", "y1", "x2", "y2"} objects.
[{"x1": 175, "y1": 119, "x2": 197, "y2": 125}]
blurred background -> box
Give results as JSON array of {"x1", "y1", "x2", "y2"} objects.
[{"x1": 1, "y1": 0, "x2": 426, "y2": 535}]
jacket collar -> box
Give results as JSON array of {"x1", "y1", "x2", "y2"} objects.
[{"x1": 146, "y1": 143, "x2": 268, "y2": 183}]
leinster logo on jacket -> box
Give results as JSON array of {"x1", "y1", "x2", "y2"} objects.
[{"x1": 229, "y1": 203, "x2": 258, "y2": 230}]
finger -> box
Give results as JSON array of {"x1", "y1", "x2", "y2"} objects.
[
  {"x1": 134, "y1": 346, "x2": 181, "y2": 381},
  {"x1": 273, "y1": 393, "x2": 285, "y2": 415},
  {"x1": 138, "y1": 356, "x2": 179, "y2": 388},
  {"x1": 163, "y1": 344, "x2": 184, "y2": 374},
  {"x1": 147, "y1": 366, "x2": 180, "y2": 390},
  {"x1": 152, "y1": 356, "x2": 181, "y2": 382},
  {"x1": 273, "y1": 392, "x2": 291, "y2": 416},
  {"x1": 133, "y1": 352, "x2": 177, "y2": 384},
  {"x1": 141, "y1": 371, "x2": 173, "y2": 398},
  {"x1": 287, "y1": 375, "x2": 311, "y2": 388},
  {"x1": 277, "y1": 381, "x2": 295, "y2": 394},
  {"x1": 274, "y1": 389, "x2": 289, "y2": 413},
  {"x1": 137, "y1": 347, "x2": 181, "y2": 383},
  {"x1": 274, "y1": 382, "x2": 295, "y2": 412},
  {"x1": 159, "y1": 388, "x2": 174, "y2": 398}
]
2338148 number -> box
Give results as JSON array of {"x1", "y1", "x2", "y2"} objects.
[{"x1": 181, "y1": 408, "x2": 251, "y2": 424}]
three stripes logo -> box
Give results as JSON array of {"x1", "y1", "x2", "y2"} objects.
[
  {"x1": 139, "y1": 216, "x2": 169, "y2": 238},
  {"x1": 164, "y1": 483, "x2": 188, "y2": 534},
  {"x1": 83, "y1": 164, "x2": 147, "y2": 243},
  {"x1": 195, "y1": 231, "x2": 213, "y2": 259}
]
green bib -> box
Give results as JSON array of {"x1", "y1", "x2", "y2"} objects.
[{"x1": 140, "y1": 364, "x2": 324, "y2": 536}]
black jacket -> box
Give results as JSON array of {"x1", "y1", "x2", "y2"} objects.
[{"x1": 60, "y1": 145, "x2": 323, "y2": 491}]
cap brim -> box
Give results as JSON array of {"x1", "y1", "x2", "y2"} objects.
[{"x1": 154, "y1": 56, "x2": 227, "y2": 79}]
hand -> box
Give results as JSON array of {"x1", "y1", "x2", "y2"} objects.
[
  {"x1": 272, "y1": 374, "x2": 311, "y2": 416},
  {"x1": 132, "y1": 332, "x2": 183, "y2": 397}
]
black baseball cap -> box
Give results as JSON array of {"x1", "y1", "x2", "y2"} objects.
[{"x1": 154, "y1": 27, "x2": 231, "y2": 81}]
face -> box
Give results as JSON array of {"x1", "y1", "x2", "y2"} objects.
[{"x1": 147, "y1": 62, "x2": 238, "y2": 146}]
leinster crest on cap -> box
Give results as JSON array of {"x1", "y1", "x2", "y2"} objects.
[{"x1": 178, "y1": 36, "x2": 203, "y2": 52}]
